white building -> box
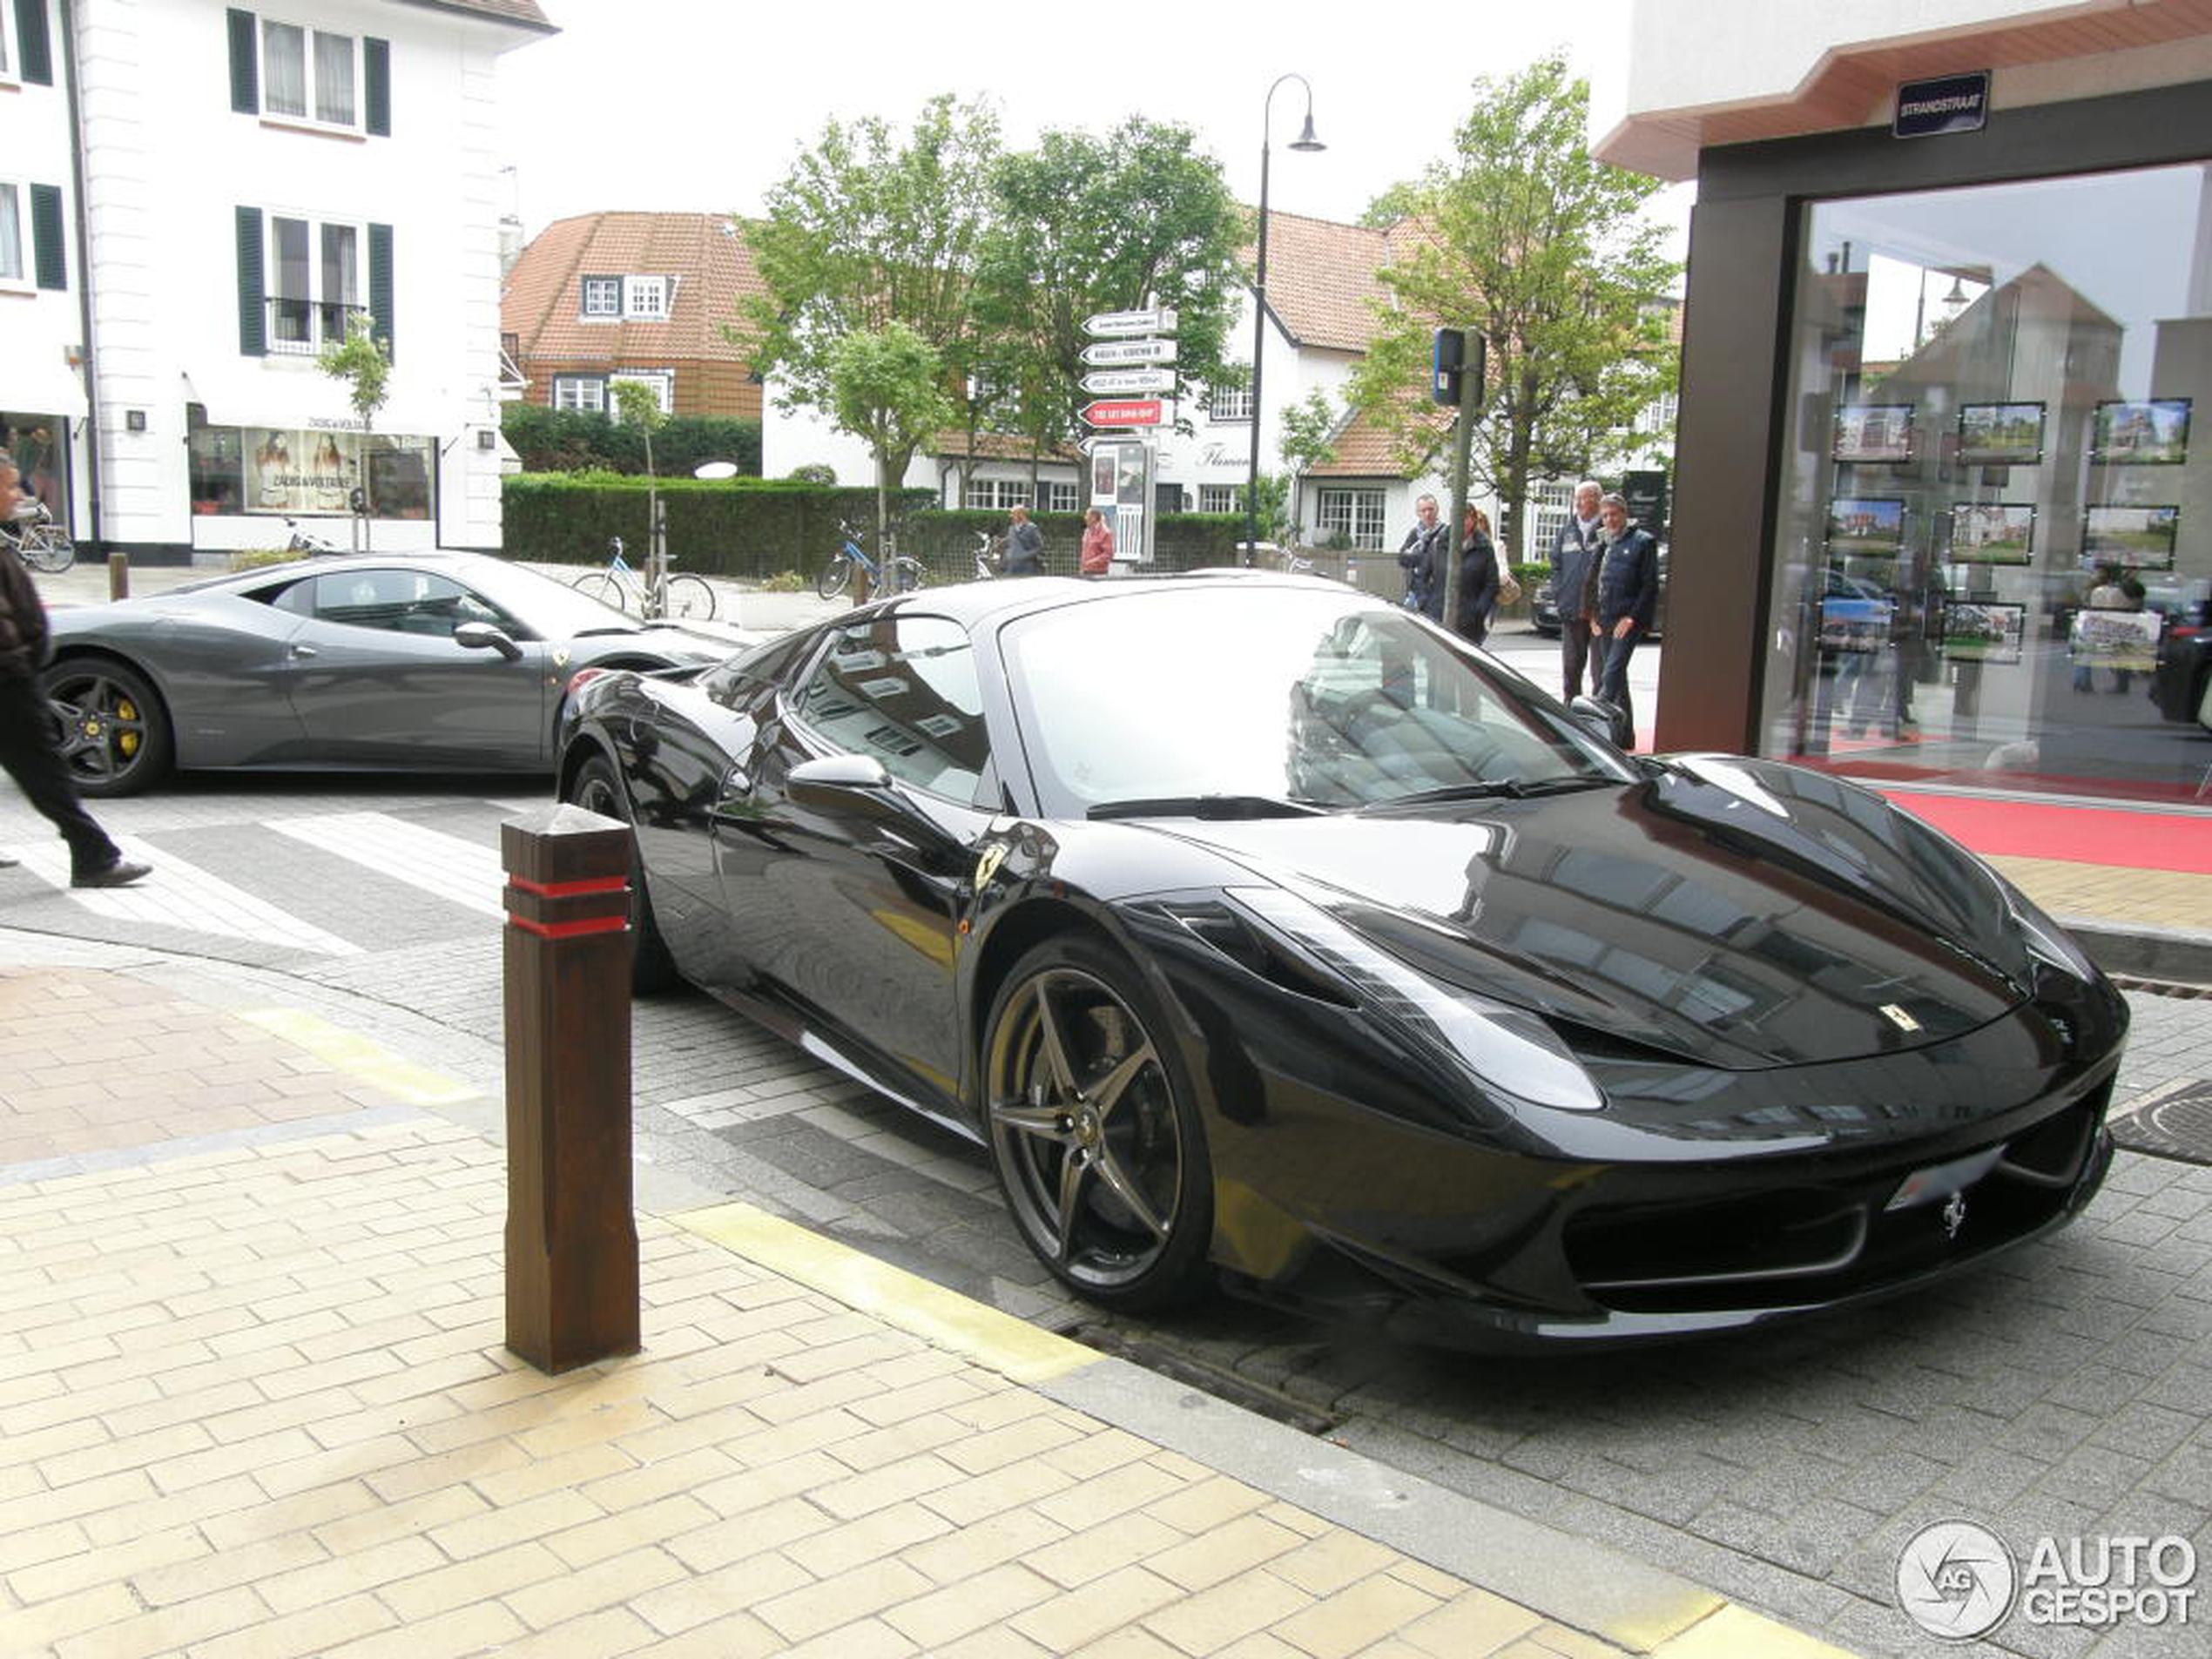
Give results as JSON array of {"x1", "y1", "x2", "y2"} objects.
[{"x1": 0, "y1": 0, "x2": 552, "y2": 562}]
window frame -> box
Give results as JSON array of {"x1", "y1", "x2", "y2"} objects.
[
  {"x1": 624, "y1": 275, "x2": 671, "y2": 320},
  {"x1": 551, "y1": 374, "x2": 609, "y2": 414},
  {"x1": 1197, "y1": 483, "x2": 1238, "y2": 515},
  {"x1": 579, "y1": 275, "x2": 621, "y2": 319},
  {"x1": 962, "y1": 477, "x2": 1035, "y2": 512},
  {"x1": 1044, "y1": 482, "x2": 1079, "y2": 514},
  {"x1": 0, "y1": 179, "x2": 27, "y2": 291},
  {"x1": 257, "y1": 16, "x2": 362, "y2": 134},
  {"x1": 1316, "y1": 487, "x2": 1387, "y2": 551},
  {"x1": 609, "y1": 368, "x2": 674, "y2": 417},
  {"x1": 261, "y1": 209, "x2": 366, "y2": 355},
  {"x1": 0, "y1": 2, "x2": 17, "y2": 85},
  {"x1": 1207, "y1": 381, "x2": 1253, "y2": 423}
]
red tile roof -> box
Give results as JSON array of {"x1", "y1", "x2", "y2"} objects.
[
  {"x1": 502, "y1": 212, "x2": 766, "y2": 369},
  {"x1": 1304, "y1": 401, "x2": 1443, "y2": 477},
  {"x1": 1246, "y1": 210, "x2": 1395, "y2": 353}
]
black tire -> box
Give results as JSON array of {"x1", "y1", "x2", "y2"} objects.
[
  {"x1": 889, "y1": 556, "x2": 925, "y2": 594},
  {"x1": 983, "y1": 934, "x2": 1213, "y2": 1312},
  {"x1": 39, "y1": 657, "x2": 172, "y2": 797},
  {"x1": 572, "y1": 571, "x2": 628, "y2": 612},
  {"x1": 664, "y1": 574, "x2": 717, "y2": 621},
  {"x1": 815, "y1": 556, "x2": 853, "y2": 601},
  {"x1": 22, "y1": 529, "x2": 75, "y2": 574},
  {"x1": 563, "y1": 752, "x2": 680, "y2": 995}
]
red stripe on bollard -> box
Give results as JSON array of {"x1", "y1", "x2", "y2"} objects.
[
  {"x1": 507, "y1": 914, "x2": 630, "y2": 941},
  {"x1": 508, "y1": 874, "x2": 630, "y2": 899}
]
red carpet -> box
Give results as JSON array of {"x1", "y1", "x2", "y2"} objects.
[{"x1": 1883, "y1": 791, "x2": 2212, "y2": 873}]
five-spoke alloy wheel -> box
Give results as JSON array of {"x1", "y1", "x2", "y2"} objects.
[{"x1": 38, "y1": 658, "x2": 171, "y2": 797}]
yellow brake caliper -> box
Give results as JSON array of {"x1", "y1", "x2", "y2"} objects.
[{"x1": 117, "y1": 697, "x2": 139, "y2": 758}]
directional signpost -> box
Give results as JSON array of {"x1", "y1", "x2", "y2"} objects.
[{"x1": 1082, "y1": 307, "x2": 1179, "y2": 569}]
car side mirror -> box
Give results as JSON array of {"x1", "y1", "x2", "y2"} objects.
[
  {"x1": 1570, "y1": 694, "x2": 1629, "y2": 747},
  {"x1": 455, "y1": 621, "x2": 523, "y2": 662},
  {"x1": 787, "y1": 753, "x2": 961, "y2": 855}
]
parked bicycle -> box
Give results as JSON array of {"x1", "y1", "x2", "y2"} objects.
[
  {"x1": 816, "y1": 519, "x2": 923, "y2": 601},
  {"x1": 972, "y1": 529, "x2": 1005, "y2": 580},
  {"x1": 570, "y1": 535, "x2": 717, "y2": 622},
  {"x1": 280, "y1": 516, "x2": 343, "y2": 557},
  {"x1": 3, "y1": 497, "x2": 75, "y2": 574}
]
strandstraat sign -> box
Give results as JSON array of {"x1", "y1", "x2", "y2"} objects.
[{"x1": 1895, "y1": 71, "x2": 1989, "y2": 138}]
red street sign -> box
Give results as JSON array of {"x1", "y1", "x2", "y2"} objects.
[{"x1": 1081, "y1": 398, "x2": 1163, "y2": 428}]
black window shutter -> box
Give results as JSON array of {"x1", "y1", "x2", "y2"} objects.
[
  {"x1": 17, "y1": 0, "x2": 53, "y2": 85},
  {"x1": 364, "y1": 38, "x2": 389, "y2": 136},
  {"x1": 236, "y1": 206, "x2": 266, "y2": 357},
  {"x1": 226, "y1": 8, "x2": 259, "y2": 113},
  {"x1": 29, "y1": 185, "x2": 64, "y2": 290},
  {"x1": 368, "y1": 223, "x2": 395, "y2": 361}
]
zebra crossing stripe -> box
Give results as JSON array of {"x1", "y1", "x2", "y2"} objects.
[
  {"x1": 267, "y1": 813, "x2": 509, "y2": 920},
  {"x1": 0, "y1": 836, "x2": 362, "y2": 957}
]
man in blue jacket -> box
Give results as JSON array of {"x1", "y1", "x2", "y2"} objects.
[
  {"x1": 1590, "y1": 491, "x2": 1660, "y2": 747},
  {"x1": 1552, "y1": 480, "x2": 1604, "y2": 698}
]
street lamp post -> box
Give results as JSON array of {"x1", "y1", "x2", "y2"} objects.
[{"x1": 1245, "y1": 73, "x2": 1323, "y2": 565}]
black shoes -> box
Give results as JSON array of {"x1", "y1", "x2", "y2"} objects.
[{"x1": 71, "y1": 859, "x2": 152, "y2": 889}]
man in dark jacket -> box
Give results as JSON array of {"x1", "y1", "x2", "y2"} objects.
[
  {"x1": 1395, "y1": 495, "x2": 1447, "y2": 619},
  {"x1": 1591, "y1": 491, "x2": 1660, "y2": 746},
  {"x1": 1552, "y1": 480, "x2": 1604, "y2": 698},
  {"x1": 1003, "y1": 505, "x2": 1046, "y2": 577},
  {"x1": 0, "y1": 460, "x2": 149, "y2": 888}
]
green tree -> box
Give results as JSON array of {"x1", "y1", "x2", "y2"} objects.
[
  {"x1": 1345, "y1": 53, "x2": 1681, "y2": 556},
  {"x1": 1275, "y1": 389, "x2": 1341, "y2": 545},
  {"x1": 827, "y1": 322, "x2": 957, "y2": 580},
  {"x1": 974, "y1": 118, "x2": 1244, "y2": 465},
  {"x1": 315, "y1": 312, "x2": 390, "y2": 553},
  {"x1": 738, "y1": 94, "x2": 1000, "y2": 523},
  {"x1": 611, "y1": 380, "x2": 668, "y2": 576}
]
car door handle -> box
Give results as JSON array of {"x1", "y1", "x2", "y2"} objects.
[{"x1": 288, "y1": 644, "x2": 317, "y2": 659}]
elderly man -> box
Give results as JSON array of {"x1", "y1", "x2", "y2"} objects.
[
  {"x1": 1003, "y1": 503, "x2": 1046, "y2": 577},
  {"x1": 0, "y1": 460, "x2": 150, "y2": 888},
  {"x1": 1590, "y1": 491, "x2": 1661, "y2": 745},
  {"x1": 1552, "y1": 480, "x2": 1605, "y2": 698},
  {"x1": 1395, "y1": 494, "x2": 1447, "y2": 619}
]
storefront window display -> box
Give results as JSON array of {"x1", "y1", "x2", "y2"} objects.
[
  {"x1": 1767, "y1": 163, "x2": 2212, "y2": 805},
  {"x1": 3, "y1": 413, "x2": 70, "y2": 526},
  {"x1": 188, "y1": 421, "x2": 435, "y2": 521}
]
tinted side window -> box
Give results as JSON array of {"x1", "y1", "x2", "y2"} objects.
[
  {"x1": 790, "y1": 615, "x2": 989, "y2": 801},
  {"x1": 307, "y1": 570, "x2": 512, "y2": 637}
]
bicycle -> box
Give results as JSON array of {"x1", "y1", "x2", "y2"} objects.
[
  {"x1": 816, "y1": 519, "x2": 922, "y2": 601},
  {"x1": 570, "y1": 535, "x2": 717, "y2": 622},
  {"x1": 280, "y1": 516, "x2": 342, "y2": 556},
  {"x1": 3, "y1": 498, "x2": 75, "y2": 574},
  {"x1": 972, "y1": 529, "x2": 1005, "y2": 580}
]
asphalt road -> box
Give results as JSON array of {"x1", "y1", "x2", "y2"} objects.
[{"x1": 3, "y1": 762, "x2": 2208, "y2": 1659}]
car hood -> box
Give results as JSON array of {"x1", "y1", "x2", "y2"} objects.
[{"x1": 1143, "y1": 757, "x2": 2038, "y2": 1070}]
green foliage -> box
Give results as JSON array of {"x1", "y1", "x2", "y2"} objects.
[
  {"x1": 1346, "y1": 52, "x2": 1682, "y2": 554},
  {"x1": 228, "y1": 548, "x2": 305, "y2": 571},
  {"x1": 759, "y1": 570, "x2": 807, "y2": 592},
  {"x1": 1233, "y1": 472, "x2": 1297, "y2": 545},
  {"x1": 500, "y1": 405, "x2": 761, "y2": 476},
  {"x1": 315, "y1": 312, "x2": 391, "y2": 428},
  {"x1": 974, "y1": 118, "x2": 1244, "y2": 455},
  {"x1": 1277, "y1": 390, "x2": 1341, "y2": 475},
  {"x1": 827, "y1": 322, "x2": 957, "y2": 496},
  {"x1": 785, "y1": 463, "x2": 838, "y2": 485},
  {"x1": 610, "y1": 380, "x2": 667, "y2": 436}
]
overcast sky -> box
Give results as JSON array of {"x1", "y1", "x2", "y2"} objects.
[{"x1": 495, "y1": 0, "x2": 1683, "y2": 241}]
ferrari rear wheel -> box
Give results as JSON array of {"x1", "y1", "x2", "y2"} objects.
[
  {"x1": 565, "y1": 752, "x2": 678, "y2": 994},
  {"x1": 985, "y1": 937, "x2": 1212, "y2": 1311},
  {"x1": 39, "y1": 658, "x2": 171, "y2": 797}
]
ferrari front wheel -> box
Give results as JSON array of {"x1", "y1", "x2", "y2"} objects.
[
  {"x1": 984, "y1": 936, "x2": 1213, "y2": 1312},
  {"x1": 564, "y1": 752, "x2": 678, "y2": 994}
]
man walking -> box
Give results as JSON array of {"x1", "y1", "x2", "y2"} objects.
[
  {"x1": 0, "y1": 460, "x2": 150, "y2": 888},
  {"x1": 1396, "y1": 495, "x2": 1447, "y2": 619},
  {"x1": 1003, "y1": 504, "x2": 1046, "y2": 577},
  {"x1": 1591, "y1": 491, "x2": 1660, "y2": 746},
  {"x1": 1553, "y1": 480, "x2": 1605, "y2": 698}
]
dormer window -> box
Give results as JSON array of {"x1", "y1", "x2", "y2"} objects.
[{"x1": 579, "y1": 274, "x2": 674, "y2": 320}]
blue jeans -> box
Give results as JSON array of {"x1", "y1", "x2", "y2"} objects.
[{"x1": 1596, "y1": 624, "x2": 1640, "y2": 744}]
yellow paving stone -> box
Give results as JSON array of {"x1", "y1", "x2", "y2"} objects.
[
  {"x1": 8, "y1": 1523, "x2": 205, "y2": 1605},
  {"x1": 2, "y1": 1377, "x2": 159, "y2": 1438},
  {"x1": 347, "y1": 1349, "x2": 503, "y2": 1408},
  {"x1": 126, "y1": 1529, "x2": 327, "y2": 1609},
  {"x1": 882, "y1": 1560, "x2": 1058, "y2": 1648},
  {"x1": 631, "y1": 1548, "x2": 815, "y2": 1635},
  {"x1": 942, "y1": 1413, "x2": 1089, "y2": 1477},
  {"x1": 714, "y1": 1405, "x2": 878, "y2": 1468},
  {"x1": 317, "y1": 1597, "x2": 527, "y2": 1659},
  {"x1": 0, "y1": 1581, "x2": 142, "y2": 1652},
  {"x1": 846, "y1": 1371, "x2": 993, "y2": 1429},
  {"x1": 1013, "y1": 1562, "x2": 1187, "y2": 1652},
  {"x1": 777, "y1": 1614, "x2": 924, "y2": 1658},
  {"x1": 1144, "y1": 1473, "x2": 1273, "y2": 1535},
  {"x1": 934, "y1": 1628, "x2": 1055, "y2": 1658},
  {"x1": 664, "y1": 1494, "x2": 837, "y2": 1575},
  {"x1": 745, "y1": 1367, "x2": 891, "y2": 1426},
  {"x1": 144, "y1": 1426, "x2": 316, "y2": 1495},
  {"x1": 1141, "y1": 1565, "x2": 1319, "y2": 1656},
  {"x1": 80, "y1": 1474, "x2": 265, "y2": 1548},
  {"x1": 0, "y1": 1416, "x2": 109, "y2": 1474},
  {"x1": 440, "y1": 1360, "x2": 575, "y2": 1414},
  {"x1": 763, "y1": 1332, "x2": 917, "y2": 1386},
  {"x1": 576, "y1": 1445, "x2": 737, "y2": 1513},
  {"x1": 306, "y1": 1391, "x2": 473, "y2": 1453},
  {"x1": 784, "y1": 1498, "x2": 952, "y2": 1578},
  {"x1": 502, "y1": 1541, "x2": 688, "y2": 1629},
  {"x1": 946, "y1": 1386, "x2": 1062, "y2": 1433},
  {"x1": 1034, "y1": 1460, "x2": 1189, "y2": 1532},
  {"x1": 358, "y1": 1435, "x2": 532, "y2": 1506},
  {"x1": 630, "y1": 1608, "x2": 786, "y2": 1659},
  {"x1": 1042, "y1": 1426, "x2": 1157, "y2": 1482},
  {"x1": 1069, "y1": 1628, "x2": 1194, "y2": 1658},
  {"x1": 49, "y1": 1585, "x2": 266, "y2": 1659},
  {"x1": 1028, "y1": 1512, "x2": 1186, "y2": 1590},
  {"x1": 3, "y1": 1468, "x2": 157, "y2": 1533},
  {"x1": 756, "y1": 1556, "x2": 934, "y2": 1643},
  {"x1": 916, "y1": 1453, "x2": 1080, "y2": 1528},
  {"x1": 812, "y1": 1451, "x2": 966, "y2": 1519},
  {"x1": 467, "y1": 1604, "x2": 658, "y2": 1659},
  {"x1": 823, "y1": 1410, "x2": 972, "y2": 1474},
  {"x1": 543, "y1": 1492, "x2": 717, "y2": 1570},
  {"x1": 902, "y1": 1501, "x2": 1069, "y2": 1586},
  {"x1": 312, "y1": 1483, "x2": 489, "y2": 1555},
  {"x1": 469, "y1": 1440, "x2": 637, "y2": 1507},
  {"x1": 612, "y1": 1399, "x2": 779, "y2": 1466},
  {"x1": 1399, "y1": 1587, "x2": 1548, "y2": 1658},
  {"x1": 426, "y1": 1487, "x2": 604, "y2": 1561},
  {"x1": 251, "y1": 1432, "x2": 423, "y2": 1501},
  {"x1": 1522, "y1": 1621, "x2": 1630, "y2": 1657},
  {"x1": 692, "y1": 1449, "x2": 848, "y2": 1519},
  {"x1": 1382, "y1": 1559, "x2": 1467, "y2": 1599},
  {"x1": 509, "y1": 1398, "x2": 671, "y2": 1460},
  {"x1": 197, "y1": 1479, "x2": 381, "y2": 1551},
  {"x1": 374, "y1": 1537, "x2": 567, "y2": 1622},
  {"x1": 254, "y1": 1534, "x2": 447, "y2": 1616},
  {"x1": 1196, "y1": 1635, "x2": 1308, "y2": 1659},
  {"x1": 1269, "y1": 1570, "x2": 1444, "y2": 1659},
  {"x1": 1267, "y1": 1531, "x2": 1403, "y2": 1597},
  {"x1": 254, "y1": 1349, "x2": 402, "y2": 1404}
]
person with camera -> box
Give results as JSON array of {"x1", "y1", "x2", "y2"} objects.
[{"x1": 0, "y1": 460, "x2": 151, "y2": 890}]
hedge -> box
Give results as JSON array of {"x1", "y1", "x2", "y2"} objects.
[
  {"x1": 502, "y1": 475, "x2": 1248, "y2": 581},
  {"x1": 500, "y1": 406, "x2": 762, "y2": 478}
]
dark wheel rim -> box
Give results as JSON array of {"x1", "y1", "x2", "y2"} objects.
[
  {"x1": 46, "y1": 672, "x2": 153, "y2": 786},
  {"x1": 988, "y1": 967, "x2": 1184, "y2": 1291}
]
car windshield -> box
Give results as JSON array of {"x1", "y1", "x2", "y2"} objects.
[{"x1": 1001, "y1": 585, "x2": 1635, "y2": 816}]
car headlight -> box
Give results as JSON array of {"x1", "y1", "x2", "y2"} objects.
[
  {"x1": 1224, "y1": 887, "x2": 1606, "y2": 1112},
  {"x1": 2000, "y1": 879, "x2": 2097, "y2": 980}
]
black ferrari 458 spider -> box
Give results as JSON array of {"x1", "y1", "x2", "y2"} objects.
[{"x1": 558, "y1": 572, "x2": 2127, "y2": 1350}]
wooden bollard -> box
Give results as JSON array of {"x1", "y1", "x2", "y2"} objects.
[
  {"x1": 107, "y1": 550, "x2": 129, "y2": 603},
  {"x1": 501, "y1": 803, "x2": 640, "y2": 1372}
]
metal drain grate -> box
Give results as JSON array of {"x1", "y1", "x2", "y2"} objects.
[
  {"x1": 2112, "y1": 1081, "x2": 2212, "y2": 1167},
  {"x1": 2111, "y1": 976, "x2": 2211, "y2": 1000},
  {"x1": 1059, "y1": 1323, "x2": 1339, "y2": 1436}
]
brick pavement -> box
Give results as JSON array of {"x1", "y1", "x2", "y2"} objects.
[{"x1": 0, "y1": 961, "x2": 1852, "y2": 1659}]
